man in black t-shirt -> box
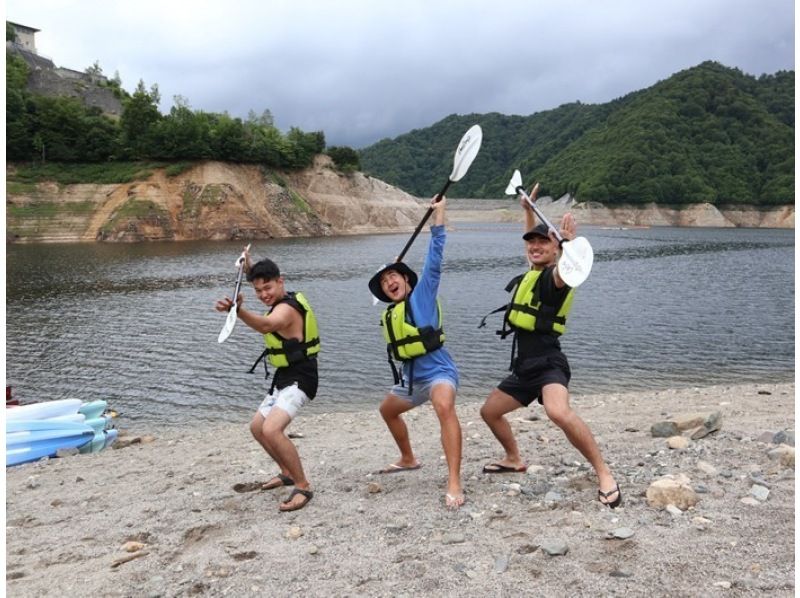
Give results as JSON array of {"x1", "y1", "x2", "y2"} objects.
[{"x1": 479, "y1": 185, "x2": 621, "y2": 508}]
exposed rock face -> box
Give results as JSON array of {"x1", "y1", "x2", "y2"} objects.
[
  {"x1": 6, "y1": 157, "x2": 426, "y2": 243},
  {"x1": 447, "y1": 196, "x2": 795, "y2": 229}
]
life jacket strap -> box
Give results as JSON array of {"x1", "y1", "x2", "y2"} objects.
[{"x1": 248, "y1": 347, "x2": 272, "y2": 380}]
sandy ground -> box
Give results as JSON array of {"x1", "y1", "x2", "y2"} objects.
[{"x1": 5, "y1": 381, "x2": 795, "y2": 597}]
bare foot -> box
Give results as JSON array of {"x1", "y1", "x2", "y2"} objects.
[{"x1": 445, "y1": 492, "x2": 465, "y2": 510}]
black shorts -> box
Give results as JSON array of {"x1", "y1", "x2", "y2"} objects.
[{"x1": 497, "y1": 352, "x2": 571, "y2": 407}]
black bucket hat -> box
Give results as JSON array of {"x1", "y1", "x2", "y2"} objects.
[
  {"x1": 368, "y1": 262, "x2": 418, "y2": 303},
  {"x1": 522, "y1": 222, "x2": 552, "y2": 241}
]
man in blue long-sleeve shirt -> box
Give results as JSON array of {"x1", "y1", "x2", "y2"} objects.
[{"x1": 368, "y1": 197, "x2": 464, "y2": 509}]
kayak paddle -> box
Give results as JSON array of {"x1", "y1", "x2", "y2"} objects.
[
  {"x1": 505, "y1": 170, "x2": 594, "y2": 288},
  {"x1": 217, "y1": 244, "x2": 251, "y2": 343},
  {"x1": 370, "y1": 125, "x2": 483, "y2": 304},
  {"x1": 395, "y1": 124, "x2": 483, "y2": 263}
]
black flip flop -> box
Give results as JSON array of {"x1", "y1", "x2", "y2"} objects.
[
  {"x1": 279, "y1": 488, "x2": 313, "y2": 512},
  {"x1": 482, "y1": 462, "x2": 528, "y2": 474},
  {"x1": 262, "y1": 473, "x2": 295, "y2": 490},
  {"x1": 598, "y1": 484, "x2": 622, "y2": 509}
]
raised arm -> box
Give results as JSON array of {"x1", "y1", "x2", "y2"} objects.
[
  {"x1": 552, "y1": 212, "x2": 577, "y2": 288},
  {"x1": 521, "y1": 182, "x2": 540, "y2": 232}
]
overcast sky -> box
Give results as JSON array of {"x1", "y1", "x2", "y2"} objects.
[{"x1": 6, "y1": 0, "x2": 795, "y2": 148}]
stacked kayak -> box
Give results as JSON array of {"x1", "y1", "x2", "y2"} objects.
[{"x1": 6, "y1": 399, "x2": 118, "y2": 467}]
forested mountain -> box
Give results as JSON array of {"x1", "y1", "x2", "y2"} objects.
[{"x1": 359, "y1": 62, "x2": 794, "y2": 205}]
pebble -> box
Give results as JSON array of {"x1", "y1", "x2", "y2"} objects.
[
  {"x1": 540, "y1": 541, "x2": 569, "y2": 556},
  {"x1": 308, "y1": 545, "x2": 319, "y2": 555},
  {"x1": 285, "y1": 527, "x2": 303, "y2": 540},
  {"x1": 543, "y1": 491, "x2": 562, "y2": 503},
  {"x1": 666, "y1": 504, "x2": 683, "y2": 517},
  {"x1": 713, "y1": 581, "x2": 732, "y2": 589},
  {"x1": 749, "y1": 485, "x2": 769, "y2": 502},
  {"x1": 667, "y1": 436, "x2": 689, "y2": 450},
  {"x1": 696, "y1": 460, "x2": 718, "y2": 476},
  {"x1": 609, "y1": 527, "x2": 635, "y2": 540},
  {"x1": 121, "y1": 541, "x2": 146, "y2": 553},
  {"x1": 692, "y1": 516, "x2": 712, "y2": 530},
  {"x1": 609, "y1": 569, "x2": 634, "y2": 578},
  {"x1": 442, "y1": 533, "x2": 466, "y2": 545},
  {"x1": 740, "y1": 497, "x2": 760, "y2": 506},
  {"x1": 367, "y1": 482, "x2": 382, "y2": 494},
  {"x1": 494, "y1": 555, "x2": 509, "y2": 573}
]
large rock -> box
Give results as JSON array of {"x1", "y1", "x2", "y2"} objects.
[
  {"x1": 646, "y1": 474, "x2": 700, "y2": 510},
  {"x1": 767, "y1": 445, "x2": 795, "y2": 468},
  {"x1": 651, "y1": 412, "x2": 722, "y2": 439}
]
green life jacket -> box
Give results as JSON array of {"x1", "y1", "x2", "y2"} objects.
[
  {"x1": 382, "y1": 299, "x2": 445, "y2": 361},
  {"x1": 380, "y1": 295, "x2": 444, "y2": 393},
  {"x1": 477, "y1": 268, "x2": 574, "y2": 371},
  {"x1": 506, "y1": 269, "x2": 574, "y2": 336},
  {"x1": 248, "y1": 292, "x2": 320, "y2": 380}
]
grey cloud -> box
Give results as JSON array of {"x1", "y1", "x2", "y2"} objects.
[{"x1": 7, "y1": 0, "x2": 794, "y2": 148}]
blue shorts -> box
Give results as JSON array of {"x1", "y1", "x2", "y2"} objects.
[{"x1": 390, "y1": 377, "x2": 458, "y2": 408}]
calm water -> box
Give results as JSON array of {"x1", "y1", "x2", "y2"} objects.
[{"x1": 6, "y1": 224, "x2": 795, "y2": 427}]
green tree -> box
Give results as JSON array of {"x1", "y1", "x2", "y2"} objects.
[
  {"x1": 120, "y1": 79, "x2": 162, "y2": 159},
  {"x1": 326, "y1": 145, "x2": 361, "y2": 172}
]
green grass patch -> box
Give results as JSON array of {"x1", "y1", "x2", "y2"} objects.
[
  {"x1": 181, "y1": 183, "x2": 227, "y2": 218},
  {"x1": 288, "y1": 189, "x2": 311, "y2": 213},
  {"x1": 101, "y1": 199, "x2": 169, "y2": 234},
  {"x1": 7, "y1": 201, "x2": 96, "y2": 219},
  {"x1": 9, "y1": 162, "x2": 163, "y2": 185},
  {"x1": 270, "y1": 172, "x2": 288, "y2": 187},
  {"x1": 164, "y1": 162, "x2": 193, "y2": 177},
  {"x1": 6, "y1": 181, "x2": 37, "y2": 195}
]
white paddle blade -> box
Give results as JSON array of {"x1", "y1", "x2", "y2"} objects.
[
  {"x1": 557, "y1": 236, "x2": 594, "y2": 288},
  {"x1": 505, "y1": 170, "x2": 523, "y2": 195},
  {"x1": 217, "y1": 305, "x2": 238, "y2": 343},
  {"x1": 449, "y1": 125, "x2": 483, "y2": 182}
]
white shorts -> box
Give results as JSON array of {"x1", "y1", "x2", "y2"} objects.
[{"x1": 257, "y1": 384, "x2": 309, "y2": 420}]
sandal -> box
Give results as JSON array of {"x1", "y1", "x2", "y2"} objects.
[
  {"x1": 598, "y1": 484, "x2": 622, "y2": 509},
  {"x1": 262, "y1": 473, "x2": 295, "y2": 490},
  {"x1": 279, "y1": 488, "x2": 313, "y2": 512}
]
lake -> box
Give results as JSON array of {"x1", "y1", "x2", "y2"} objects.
[{"x1": 5, "y1": 224, "x2": 794, "y2": 427}]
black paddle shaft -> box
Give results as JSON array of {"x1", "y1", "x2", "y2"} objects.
[{"x1": 396, "y1": 179, "x2": 452, "y2": 262}]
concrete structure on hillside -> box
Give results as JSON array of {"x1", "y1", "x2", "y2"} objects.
[
  {"x1": 7, "y1": 21, "x2": 38, "y2": 53},
  {"x1": 6, "y1": 20, "x2": 123, "y2": 118}
]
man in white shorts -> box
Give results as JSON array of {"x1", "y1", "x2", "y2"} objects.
[{"x1": 216, "y1": 252, "x2": 320, "y2": 512}]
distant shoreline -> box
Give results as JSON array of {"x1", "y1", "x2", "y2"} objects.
[{"x1": 445, "y1": 198, "x2": 794, "y2": 229}]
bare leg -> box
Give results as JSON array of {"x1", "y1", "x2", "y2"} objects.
[
  {"x1": 541, "y1": 383, "x2": 618, "y2": 503},
  {"x1": 250, "y1": 413, "x2": 291, "y2": 478},
  {"x1": 258, "y1": 408, "x2": 312, "y2": 510},
  {"x1": 479, "y1": 388, "x2": 526, "y2": 469},
  {"x1": 429, "y1": 383, "x2": 463, "y2": 508},
  {"x1": 379, "y1": 393, "x2": 419, "y2": 468}
]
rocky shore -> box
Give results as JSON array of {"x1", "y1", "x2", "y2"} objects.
[{"x1": 5, "y1": 381, "x2": 795, "y2": 596}]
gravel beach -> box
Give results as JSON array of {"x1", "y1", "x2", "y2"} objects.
[{"x1": 5, "y1": 381, "x2": 795, "y2": 597}]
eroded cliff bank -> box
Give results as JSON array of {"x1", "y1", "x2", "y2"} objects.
[
  {"x1": 6, "y1": 162, "x2": 794, "y2": 244},
  {"x1": 6, "y1": 157, "x2": 425, "y2": 243}
]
